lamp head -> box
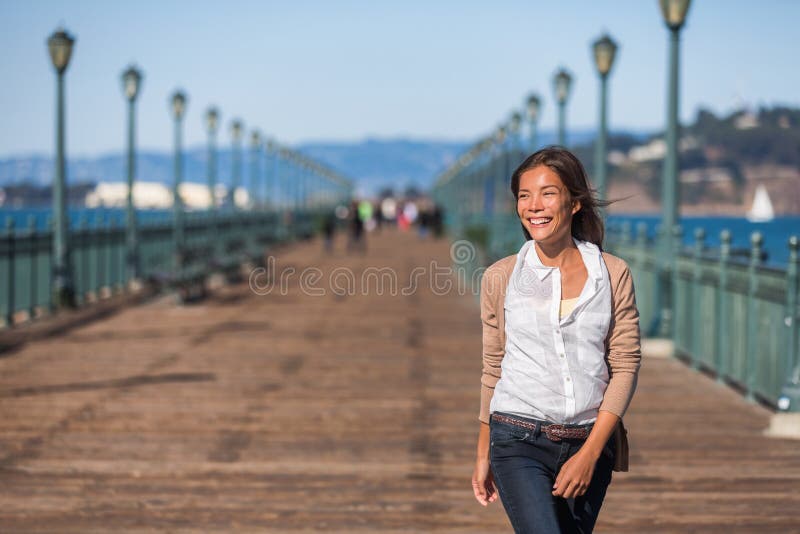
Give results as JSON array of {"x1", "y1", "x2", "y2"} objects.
[
  {"x1": 526, "y1": 94, "x2": 541, "y2": 122},
  {"x1": 122, "y1": 65, "x2": 143, "y2": 101},
  {"x1": 230, "y1": 120, "x2": 243, "y2": 141},
  {"x1": 47, "y1": 28, "x2": 75, "y2": 74},
  {"x1": 205, "y1": 107, "x2": 219, "y2": 133},
  {"x1": 495, "y1": 125, "x2": 507, "y2": 145},
  {"x1": 659, "y1": 0, "x2": 691, "y2": 30},
  {"x1": 553, "y1": 68, "x2": 573, "y2": 105},
  {"x1": 170, "y1": 91, "x2": 187, "y2": 120},
  {"x1": 592, "y1": 34, "x2": 618, "y2": 77}
]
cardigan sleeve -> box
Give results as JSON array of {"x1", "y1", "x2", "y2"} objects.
[
  {"x1": 599, "y1": 260, "x2": 642, "y2": 418},
  {"x1": 479, "y1": 265, "x2": 506, "y2": 424}
]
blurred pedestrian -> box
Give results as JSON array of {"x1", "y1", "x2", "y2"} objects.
[
  {"x1": 347, "y1": 200, "x2": 365, "y2": 252},
  {"x1": 322, "y1": 211, "x2": 336, "y2": 252}
]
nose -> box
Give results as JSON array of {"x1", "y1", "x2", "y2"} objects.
[{"x1": 523, "y1": 194, "x2": 543, "y2": 213}]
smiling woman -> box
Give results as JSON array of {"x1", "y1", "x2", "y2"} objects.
[{"x1": 471, "y1": 146, "x2": 641, "y2": 534}]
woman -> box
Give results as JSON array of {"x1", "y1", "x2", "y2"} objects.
[{"x1": 471, "y1": 147, "x2": 641, "y2": 533}]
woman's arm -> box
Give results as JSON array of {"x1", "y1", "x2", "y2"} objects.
[
  {"x1": 472, "y1": 265, "x2": 507, "y2": 505},
  {"x1": 479, "y1": 266, "x2": 507, "y2": 423},
  {"x1": 472, "y1": 422, "x2": 498, "y2": 505},
  {"x1": 598, "y1": 261, "x2": 642, "y2": 419},
  {"x1": 552, "y1": 410, "x2": 618, "y2": 499}
]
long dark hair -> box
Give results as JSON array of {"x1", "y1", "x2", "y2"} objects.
[{"x1": 510, "y1": 146, "x2": 608, "y2": 247}]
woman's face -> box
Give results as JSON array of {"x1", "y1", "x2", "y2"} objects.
[{"x1": 516, "y1": 165, "x2": 580, "y2": 247}]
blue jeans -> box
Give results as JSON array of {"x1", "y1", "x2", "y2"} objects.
[{"x1": 489, "y1": 412, "x2": 615, "y2": 534}]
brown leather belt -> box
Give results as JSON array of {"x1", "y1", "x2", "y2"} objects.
[{"x1": 492, "y1": 413, "x2": 592, "y2": 442}]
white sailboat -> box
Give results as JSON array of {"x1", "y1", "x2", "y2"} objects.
[{"x1": 746, "y1": 184, "x2": 775, "y2": 223}]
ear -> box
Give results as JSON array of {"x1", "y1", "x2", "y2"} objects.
[{"x1": 571, "y1": 198, "x2": 581, "y2": 215}]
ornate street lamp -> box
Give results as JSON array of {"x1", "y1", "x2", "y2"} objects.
[
  {"x1": 205, "y1": 107, "x2": 221, "y2": 263},
  {"x1": 526, "y1": 93, "x2": 541, "y2": 152},
  {"x1": 658, "y1": 0, "x2": 692, "y2": 337},
  {"x1": 170, "y1": 90, "x2": 187, "y2": 273},
  {"x1": 121, "y1": 65, "x2": 142, "y2": 283},
  {"x1": 205, "y1": 107, "x2": 219, "y2": 210},
  {"x1": 230, "y1": 119, "x2": 243, "y2": 209},
  {"x1": 494, "y1": 125, "x2": 508, "y2": 214},
  {"x1": 592, "y1": 33, "x2": 618, "y2": 203},
  {"x1": 553, "y1": 68, "x2": 573, "y2": 146},
  {"x1": 508, "y1": 111, "x2": 522, "y2": 152},
  {"x1": 250, "y1": 130, "x2": 261, "y2": 209},
  {"x1": 47, "y1": 27, "x2": 76, "y2": 308}
]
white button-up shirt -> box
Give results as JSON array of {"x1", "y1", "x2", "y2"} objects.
[{"x1": 490, "y1": 239, "x2": 612, "y2": 425}]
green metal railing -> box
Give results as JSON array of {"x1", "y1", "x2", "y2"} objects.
[
  {"x1": 606, "y1": 223, "x2": 799, "y2": 409},
  {"x1": 0, "y1": 209, "x2": 317, "y2": 327}
]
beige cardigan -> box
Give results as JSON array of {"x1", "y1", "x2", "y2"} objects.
[{"x1": 479, "y1": 250, "x2": 641, "y2": 471}]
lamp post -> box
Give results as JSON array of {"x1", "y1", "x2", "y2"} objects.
[
  {"x1": 526, "y1": 93, "x2": 541, "y2": 153},
  {"x1": 230, "y1": 120, "x2": 243, "y2": 209},
  {"x1": 47, "y1": 27, "x2": 76, "y2": 308},
  {"x1": 553, "y1": 68, "x2": 573, "y2": 147},
  {"x1": 494, "y1": 125, "x2": 507, "y2": 214},
  {"x1": 509, "y1": 111, "x2": 522, "y2": 153},
  {"x1": 170, "y1": 90, "x2": 187, "y2": 273},
  {"x1": 205, "y1": 108, "x2": 219, "y2": 210},
  {"x1": 122, "y1": 65, "x2": 142, "y2": 283},
  {"x1": 205, "y1": 107, "x2": 220, "y2": 263},
  {"x1": 250, "y1": 130, "x2": 261, "y2": 209},
  {"x1": 658, "y1": 0, "x2": 692, "y2": 337},
  {"x1": 592, "y1": 33, "x2": 618, "y2": 203},
  {"x1": 265, "y1": 139, "x2": 275, "y2": 211}
]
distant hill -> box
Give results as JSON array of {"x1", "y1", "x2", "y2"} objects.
[{"x1": 0, "y1": 130, "x2": 606, "y2": 196}]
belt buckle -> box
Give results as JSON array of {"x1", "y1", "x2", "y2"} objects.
[{"x1": 544, "y1": 424, "x2": 565, "y2": 442}]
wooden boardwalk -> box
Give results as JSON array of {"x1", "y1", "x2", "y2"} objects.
[{"x1": 1, "y1": 230, "x2": 798, "y2": 533}]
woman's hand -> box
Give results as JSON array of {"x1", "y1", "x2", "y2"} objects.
[
  {"x1": 472, "y1": 457, "x2": 498, "y2": 506},
  {"x1": 552, "y1": 448, "x2": 598, "y2": 499}
]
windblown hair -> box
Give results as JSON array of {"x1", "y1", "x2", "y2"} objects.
[{"x1": 510, "y1": 146, "x2": 609, "y2": 248}]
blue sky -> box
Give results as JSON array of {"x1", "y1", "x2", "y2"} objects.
[{"x1": 1, "y1": 0, "x2": 799, "y2": 157}]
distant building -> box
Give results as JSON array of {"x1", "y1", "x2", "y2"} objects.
[
  {"x1": 629, "y1": 139, "x2": 666, "y2": 162},
  {"x1": 84, "y1": 181, "x2": 244, "y2": 210},
  {"x1": 734, "y1": 111, "x2": 759, "y2": 130},
  {"x1": 607, "y1": 150, "x2": 627, "y2": 166},
  {"x1": 628, "y1": 136, "x2": 699, "y2": 163}
]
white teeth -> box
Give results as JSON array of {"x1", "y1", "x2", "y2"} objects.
[{"x1": 529, "y1": 218, "x2": 552, "y2": 225}]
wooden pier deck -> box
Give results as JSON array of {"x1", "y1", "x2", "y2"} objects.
[{"x1": 1, "y1": 230, "x2": 798, "y2": 533}]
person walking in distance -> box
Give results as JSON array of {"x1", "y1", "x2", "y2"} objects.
[{"x1": 471, "y1": 147, "x2": 641, "y2": 533}]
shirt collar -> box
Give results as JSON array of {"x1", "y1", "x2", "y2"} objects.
[{"x1": 520, "y1": 238, "x2": 604, "y2": 282}]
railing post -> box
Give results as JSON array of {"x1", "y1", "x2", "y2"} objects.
[
  {"x1": 105, "y1": 219, "x2": 113, "y2": 297},
  {"x1": 77, "y1": 216, "x2": 89, "y2": 305},
  {"x1": 716, "y1": 230, "x2": 731, "y2": 383},
  {"x1": 669, "y1": 225, "x2": 683, "y2": 348},
  {"x1": 635, "y1": 222, "x2": 647, "y2": 272},
  {"x1": 745, "y1": 231, "x2": 763, "y2": 402},
  {"x1": 5, "y1": 218, "x2": 15, "y2": 326},
  {"x1": 778, "y1": 236, "x2": 800, "y2": 411},
  {"x1": 690, "y1": 227, "x2": 705, "y2": 370},
  {"x1": 46, "y1": 216, "x2": 54, "y2": 312},
  {"x1": 28, "y1": 215, "x2": 37, "y2": 319},
  {"x1": 621, "y1": 221, "x2": 632, "y2": 247}
]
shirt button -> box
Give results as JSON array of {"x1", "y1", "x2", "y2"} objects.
[
  {"x1": 559, "y1": 353, "x2": 565, "y2": 358},
  {"x1": 566, "y1": 377, "x2": 571, "y2": 381}
]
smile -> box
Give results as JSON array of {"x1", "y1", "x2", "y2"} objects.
[{"x1": 528, "y1": 217, "x2": 552, "y2": 226}]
